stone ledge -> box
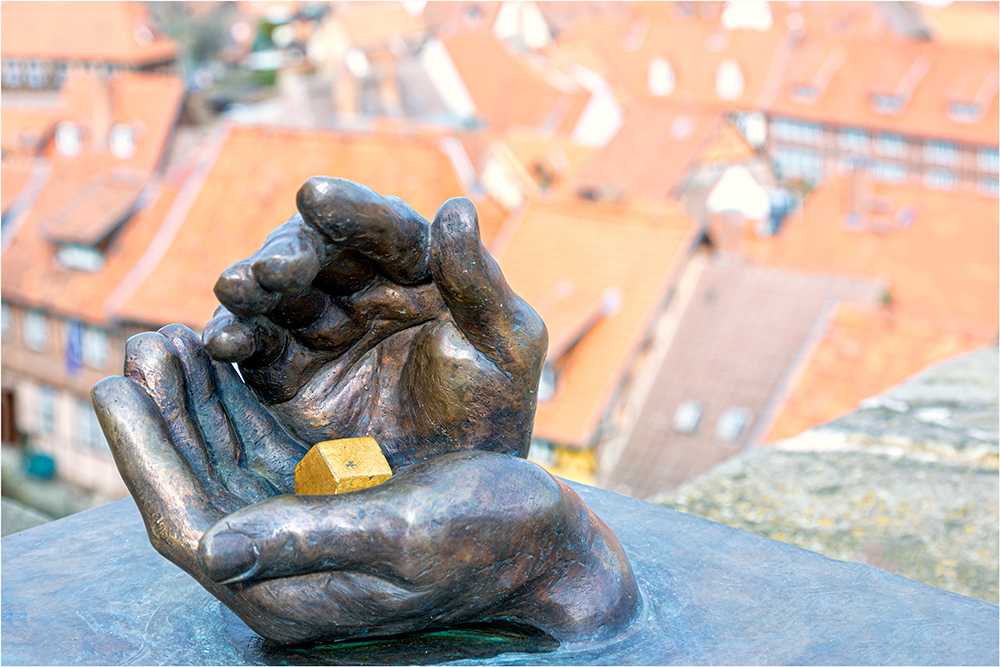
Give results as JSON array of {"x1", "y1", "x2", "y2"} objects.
[
  {"x1": 2, "y1": 482, "x2": 997, "y2": 665},
  {"x1": 656, "y1": 346, "x2": 1000, "y2": 605}
]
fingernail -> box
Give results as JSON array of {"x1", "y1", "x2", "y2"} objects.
[{"x1": 198, "y1": 531, "x2": 259, "y2": 584}]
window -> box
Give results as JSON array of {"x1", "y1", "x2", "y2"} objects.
[
  {"x1": 26, "y1": 60, "x2": 47, "y2": 89},
  {"x1": 978, "y1": 148, "x2": 999, "y2": 174},
  {"x1": 872, "y1": 160, "x2": 907, "y2": 183},
  {"x1": 875, "y1": 133, "x2": 908, "y2": 158},
  {"x1": 772, "y1": 146, "x2": 823, "y2": 184},
  {"x1": 537, "y1": 365, "x2": 557, "y2": 402},
  {"x1": 870, "y1": 93, "x2": 904, "y2": 116},
  {"x1": 38, "y1": 386, "x2": 56, "y2": 436},
  {"x1": 82, "y1": 326, "x2": 109, "y2": 369},
  {"x1": 23, "y1": 310, "x2": 48, "y2": 351},
  {"x1": 979, "y1": 177, "x2": 999, "y2": 198},
  {"x1": 838, "y1": 129, "x2": 868, "y2": 153},
  {"x1": 733, "y1": 111, "x2": 767, "y2": 148},
  {"x1": 672, "y1": 400, "x2": 704, "y2": 435},
  {"x1": 109, "y1": 124, "x2": 136, "y2": 159},
  {"x1": 772, "y1": 119, "x2": 823, "y2": 145},
  {"x1": 53, "y1": 62, "x2": 67, "y2": 88},
  {"x1": 2, "y1": 59, "x2": 22, "y2": 88},
  {"x1": 715, "y1": 58, "x2": 744, "y2": 100},
  {"x1": 57, "y1": 244, "x2": 105, "y2": 272},
  {"x1": 924, "y1": 141, "x2": 958, "y2": 167},
  {"x1": 77, "y1": 399, "x2": 109, "y2": 454},
  {"x1": 527, "y1": 439, "x2": 556, "y2": 466},
  {"x1": 648, "y1": 57, "x2": 675, "y2": 97},
  {"x1": 1, "y1": 302, "x2": 10, "y2": 341},
  {"x1": 924, "y1": 169, "x2": 957, "y2": 191},
  {"x1": 55, "y1": 122, "x2": 82, "y2": 156},
  {"x1": 948, "y1": 102, "x2": 981, "y2": 123},
  {"x1": 716, "y1": 407, "x2": 753, "y2": 444}
]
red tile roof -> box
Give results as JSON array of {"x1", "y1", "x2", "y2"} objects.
[
  {"x1": 742, "y1": 174, "x2": 999, "y2": 443},
  {"x1": 552, "y1": 3, "x2": 790, "y2": 110},
  {"x1": 769, "y1": 32, "x2": 999, "y2": 146},
  {"x1": 1, "y1": 180, "x2": 179, "y2": 325},
  {"x1": 116, "y1": 125, "x2": 505, "y2": 330},
  {"x1": 1, "y1": 155, "x2": 38, "y2": 216},
  {"x1": 443, "y1": 28, "x2": 589, "y2": 132},
  {"x1": 36, "y1": 171, "x2": 147, "y2": 246},
  {"x1": 49, "y1": 70, "x2": 186, "y2": 176},
  {"x1": 600, "y1": 257, "x2": 883, "y2": 498},
  {"x1": 574, "y1": 101, "x2": 730, "y2": 198},
  {"x1": 1, "y1": 108, "x2": 56, "y2": 155},
  {"x1": 494, "y1": 196, "x2": 700, "y2": 448},
  {"x1": 0, "y1": 1, "x2": 177, "y2": 66},
  {"x1": 743, "y1": 176, "x2": 1000, "y2": 330},
  {"x1": 765, "y1": 304, "x2": 996, "y2": 443}
]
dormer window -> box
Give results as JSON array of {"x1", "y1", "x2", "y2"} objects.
[
  {"x1": 672, "y1": 400, "x2": 704, "y2": 435},
  {"x1": 868, "y1": 57, "x2": 930, "y2": 117},
  {"x1": 55, "y1": 122, "x2": 82, "y2": 156},
  {"x1": 716, "y1": 406, "x2": 753, "y2": 444},
  {"x1": 648, "y1": 57, "x2": 675, "y2": 97},
  {"x1": 57, "y1": 244, "x2": 105, "y2": 272},
  {"x1": 109, "y1": 124, "x2": 137, "y2": 159},
  {"x1": 948, "y1": 102, "x2": 982, "y2": 124},
  {"x1": 869, "y1": 93, "x2": 904, "y2": 116},
  {"x1": 715, "y1": 59, "x2": 744, "y2": 100}
]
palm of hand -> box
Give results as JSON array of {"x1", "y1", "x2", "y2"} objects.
[{"x1": 203, "y1": 177, "x2": 544, "y2": 469}]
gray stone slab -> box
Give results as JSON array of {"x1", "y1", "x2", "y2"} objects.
[{"x1": 2, "y1": 483, "x2": 998, "y2": 666}]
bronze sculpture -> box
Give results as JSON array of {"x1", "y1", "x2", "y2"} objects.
[{"x1": 92, "y1": 178, "x2": 639, "y2": 646}]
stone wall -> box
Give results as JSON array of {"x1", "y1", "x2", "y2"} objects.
[{"x1": 656, "y1": 345, "x2": 999, "y2": 603}]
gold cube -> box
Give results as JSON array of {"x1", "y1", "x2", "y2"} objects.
[{"x1": 294, "y1": 437, "x2": 393, "y2": 495}]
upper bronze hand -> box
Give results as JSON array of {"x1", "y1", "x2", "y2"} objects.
[{"x1": 202, "y1": 178, "x2": 547, "y2": 469}]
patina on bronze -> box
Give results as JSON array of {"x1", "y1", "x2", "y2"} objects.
[{"x1": 92, "y1": 178, "x2": 640, "y2": 647}]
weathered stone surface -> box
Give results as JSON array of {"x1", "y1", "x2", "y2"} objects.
[
  {"x1": 0, "y1": 497, "x2": 51, "y2": 536},
  {"x1": 3, "y1": 482, "x2": 998, "y2": 665},
  {"x1": 656, "y1": 345, "x2": 999, "y2": 604}
]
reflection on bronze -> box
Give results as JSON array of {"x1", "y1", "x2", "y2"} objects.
[{"x1": 92, "y1": 177, "x2": 640, "y2": 646}]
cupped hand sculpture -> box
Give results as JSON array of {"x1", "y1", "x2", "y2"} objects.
[{"x1": 92, "y1": 178, "x2": 639, "y2": 646}]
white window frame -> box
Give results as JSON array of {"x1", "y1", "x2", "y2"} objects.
[
  {"x1": 923, "y1": 140, "x2": 958, "y2": 167},
  {"x1": 23, "y1": 310, "x2": 48, "y2": 351},
  {"x1": 38, "y1": 386, "x2": 56, "y2": 436},
  {"x1": 838, "y1": 129, "x2": 869, "y2": 153},
  {"x1": 82, "y1": 326, "x2": 109, "y2": 369},
  {"x1": 1, "y1": 302, "x2": 11, "y2": 341},
  {"x1": 924, "y1": 168, "x2": 957, "y2": 191},
  {"x1": 978, "y1": 148, "x2": 999, "y2": 174},
  {"x1": 875, "y1": 133, "x2": 908, "y2": 159},
  {"x1": 872, "y1": 160, "x2": 907, "y2": 183},
  {"x1": 55, "y1": 122, "x2": 82, "y2": 157},
  {"x1": 77, "y1": 399, "x2": 108, "y2": 454},
  {"x1": 978, "y1": 177, "x2": 999, "y2": 198},
  {"x1": 109, "y1": 124, "x2": 137, "y2": 159}
]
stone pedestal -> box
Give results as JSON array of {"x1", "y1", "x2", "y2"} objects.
[{"x1": 3, "y1": 482, "x2": 997, "y2": 665}]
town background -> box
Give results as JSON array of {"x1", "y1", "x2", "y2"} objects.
[{"x1": 2, "y1": 0, "x2": 997, "y2": 603}]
